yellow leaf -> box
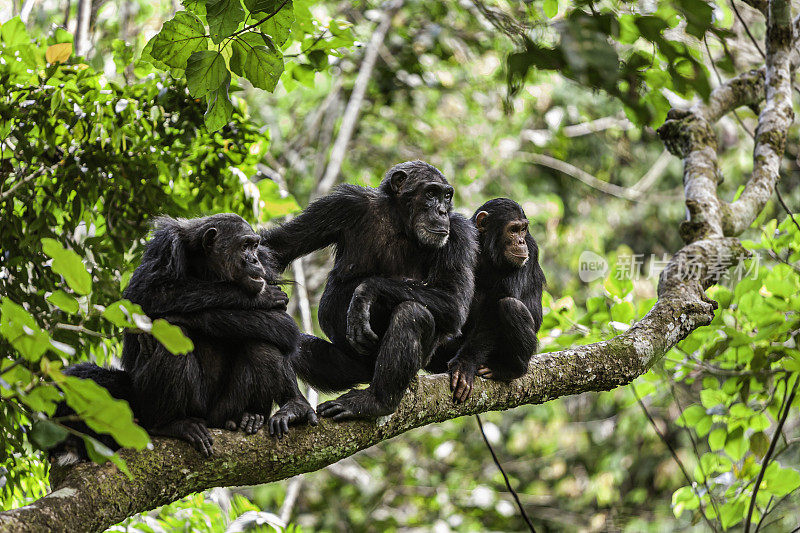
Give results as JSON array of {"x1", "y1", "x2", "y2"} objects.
[{"x1": 45, "y1": 43, "x2": 72, "y2": 64}]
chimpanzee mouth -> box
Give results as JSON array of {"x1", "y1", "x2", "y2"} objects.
[{"x1": 425, "y1": 227, "x2": 449, "y2": 235}]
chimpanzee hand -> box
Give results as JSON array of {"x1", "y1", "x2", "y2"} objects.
[
  {"x1": 448, "y1": 356, "x2": 478, "y2": 403},
  {"x1": 257, "y1": 284, "x2": 289, "y2": 311},
  {"x1": 346, "y1": 285, "x2": 379, "y2": 355},
  {"x1": 268, "y1": 398, "x2": 319, "y2": 439}
]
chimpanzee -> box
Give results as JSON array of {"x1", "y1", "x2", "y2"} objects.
[
  {"x1": 47, "y1": 363, "x2": 138, "y2": 466},
  {"x1": 260, "y1": 160, "x2": 477, "y2": 420},
  {"x1": 122, "y1": 214, "x2": 317, "y2": 456},
  {"x1": 428, "y1": 198, "x2": 545, "y2": 403}
]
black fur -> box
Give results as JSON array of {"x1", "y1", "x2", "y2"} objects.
[
  {"x1": 122, "y1": 214, "x2": 316, "y2": 456},
  {"x1": 427, "y1": 198, "x2": 545, "y2": 402},
  {"x1": 261, "y1": 161, "x2": 478, "y2": 420},
  {"x1": 48, "y1": 363, "x2": 137, "y2": 465}
]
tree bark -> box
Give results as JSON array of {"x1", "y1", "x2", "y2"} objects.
[{"x1": 0, "y1": 2, "x2": 795, "y2": 532}]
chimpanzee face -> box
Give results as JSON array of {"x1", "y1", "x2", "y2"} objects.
[
  {"x1": 390, "y1": 166, "x2": 454, "y2": 249},
  {"x1": 202, "y1": 216, "x2": 266, "y2": 294},
  {"x1": 501, "y1": 219, "x2": 530, "y2": 267}
]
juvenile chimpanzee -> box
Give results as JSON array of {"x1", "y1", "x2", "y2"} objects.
[
  {"x1": 428, "y1": 198, "x2": 544, "y2": 403},
  {"x1": 48, "y1": 363, "x2": 138, "y2": 466},
  {"x1": 122, "y1": 214, "x2": 317, "y2": 455},
  {"x1": 260, "y1": 160, "x2": 478, "y2": 420}
]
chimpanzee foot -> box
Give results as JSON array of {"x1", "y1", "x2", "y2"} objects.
[
  {"x1": 269, "y1": 398, "x2": 319, "y2": 439},
  {"x1": 151, "y1": 417, "x2": 214, "y2": 457},
  {"x1": 318, "y1": 388, "x2": 394, "y2": 421},
  {"x1": 231, "y1": 412, "x2": 265, "y2": 435}
]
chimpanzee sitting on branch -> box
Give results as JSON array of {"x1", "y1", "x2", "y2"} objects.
[
  {"x1": 261, "y1": 160, "x2": 478, "y2": 420},
  {"x1": 428, "y1": 198, "x2": 545, "y2": 402}
]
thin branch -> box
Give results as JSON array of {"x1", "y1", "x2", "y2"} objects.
[
  {"x1": 632, "y1": 389, "x2": 719, "y2": 533},
  {"x1": 476, "y1": 415, "x2": 536, "y2": 532},
  {"x1": 0, "y1": 162, "x2": 62, "y2": 203},
  {"x1": 744, "y1": 375, "x2": 797, "y2": 533},
  {"x1": 732, "y1": 0, "x2": 767, "y2": 57},
  {"x1": 520, "y1": 152, "x2": 677, "y2": 202},
  {"x1": 316, "y1": 0, "x2": 403, "y2": 197}
]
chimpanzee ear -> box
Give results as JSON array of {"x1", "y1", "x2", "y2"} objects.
[
  {"x1": 202, "y1": 227, "x2": 218, "y2": 251},
  {"x1": 475, "y1": 211, "x2": 489, "y2": 232},
  {"x1": 390, "y1": 170, "x2": 407, "y2": 194}
]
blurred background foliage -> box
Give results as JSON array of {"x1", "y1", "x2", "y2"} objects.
[{"x1": 1, "y1": 0, "x2": 799, "y2": 530}]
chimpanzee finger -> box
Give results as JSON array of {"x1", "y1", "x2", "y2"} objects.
[
  {"x1": 332, "y1": 410, "x2": 354, "y2": 421},
  {"x1": 452, "y1": 374, "x2": 466, "y2": 403},
  {"x1": 450, "y1": 369, "x2": 460, "y2": 392},
  {"x1": 282, "y1": 418, "x2": 289, "y2": 436},
  {"x1": 458, "y1": 378, "x2": 472, "y2": 403},
  {"x1": 269, "y1": 416, "x2": 282, "y2": 438},
  {"x1": 225, "y1": 420, "x2": 238, "y2": 431},
  {"x1": 307, "y1": 409, "x2": 319, "y2": 426}
]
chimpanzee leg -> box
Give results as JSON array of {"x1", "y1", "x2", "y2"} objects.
[
  {"x1": 318, "y1": 301, "x2": 436, "y2": 421},
  {"x1": 291, "y1": 334, "x2": 374, "y2": 393},
  {"x1": 133, "y1": 334, "x2": 213, "y2": 456}
]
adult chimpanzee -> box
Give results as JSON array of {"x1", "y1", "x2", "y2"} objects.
[
  {"x1": 428, "y1": 198, "x2": 544, "y2": 403},
  {"x1": 48, "y1": 363, "x2": 138, "y2": 466},
  {"x1": 260, "y1": 160, "x2": 477, "y2": 420},
  {"x1": 122, "y1": 214, "x2": 317, "y2": 456}
]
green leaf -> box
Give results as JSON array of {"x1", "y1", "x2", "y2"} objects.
[
  {"x1": 242, "y1": 43, "x2": 284, "y2": 91},
  {"x1": 719, "y1": 497, "x2": 745, "y2": 529},
  {"x1": 207, "y1": 0, "x2": 246, "y2": 44},
  {"x1": 764, "y1": 464, "x2": 800, "y2": 496},
  {"x1": 148, "y1": 11, "x2": 210, "y2": 69},
  {"x1": 21, "y1": 385, "x2": 63, "y2": 416},
  {"x1": 676, "y1": 404, "x2": 705, "y2": 427},
  {"x1": 47, "y1": 290, "x2": 80, "y2": 314},
  {"x1": 204, "y1": 75, "x2": 234, "y2": 131},
  {"x1": 186, "y1": 50, "x2": 229, "y2": 98},
  {"x1": 151, "y1": 319, "x2": 194, "y2": 354},
  {"x1": 750, "y1": 431, "x2": 769, "y2": 458},
  {"x1": 0, "y1": 298, "x2": 51, "y2": 362},
  {"x1": 708, "y1": 428, "x2": 726, "y2": 451},
  {"x1": 0, "y1": 17, "x2": 30, "y2": 46},
  {"x1": 230, "y1": 32, "x2": 266, "y2": 76},
  {"x1": 83, "y1": 435, "x2": 132, "y2": 478},
  {"x1": 102, "y1": 299, "x2": 147, "y2": 329},
  {"x1": 543, "y1": 0, "x2": 558, "y2": 18},
  {"x1": 724, "y1": 427, "x2": 747, "y2": 461},
  {"x1": 258, "y1": 0, "x2": 294, "y2": 47},
  {"x1": 41, "y1": 238, "x2": 92, "y2": 295},
  {"x1": 58, "y1": 374, "x2": 150, "y2": 449},
  {"x1": 29, "y1": 420, "x2": 69, "y2": 449}
]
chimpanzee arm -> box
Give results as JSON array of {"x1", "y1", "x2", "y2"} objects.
[
  {"x1": 124, "y1": 279, "x2": 287, "y2": 317},
  {"x1": 346, "y1": 214, "x2": 477, "y2": 351},
  {"x1": 163, "y1": 309, "x2": 300, "y2": 355},
  {"x1": 259, "y1": 184, "x2": 370, "y2": 272}
]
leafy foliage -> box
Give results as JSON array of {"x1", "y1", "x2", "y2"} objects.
[{"x1": 140, "y1": 0, "x2": 354, "y2": 130}]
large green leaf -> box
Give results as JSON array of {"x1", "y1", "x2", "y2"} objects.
[
  {"x1": 207, "y1": 0, "x2": 246, "y2": 44},
  {"x1": 0, "y1": 17, "x2": 30, "y2": 47},
  {"x1": 83, "y1": 435, "x2": 132, "y2": 478},
  {"x1": 57, "y1": 374, "x2": 150, "y2": 449},
  {"x1": 148, "y1": 11, "x2": 210, "y2": 69},
  {"x1": 230, "y1": 32, "x2": 267, "y2": 76},
  {"x1": 243, "y1": 43, "x2": 284, "y2": 91},
  {"x1": 29, "y1": 420, "x2": 69, "y2": 449},
  {"x1": 0, "y1": 298, "x2": 52, "y2": 362},
  {"x1": 46, "y1": 290, "x2": 80, "y2": 314},
  {"x1": 258, "y1": 0, "x2": 294, "y2": 47},
  {"x1": 41, "y1": 238, "x2": 92, "y2": 295},
  {"x1": 204, "y1": 74, "x2": 234, "y2": 131},
  {"x1": 151, "y1": 319, "x2": 194, "y2": 354},
  {"x1": 186, "y1": 50, "x2": 228, "y2": 98}
]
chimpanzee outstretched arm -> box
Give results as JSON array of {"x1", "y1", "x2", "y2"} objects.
[
  {"x1": 163, "y1": 309, "x2": 300, "y2": 355},
  {"x1": 124, "y1": 280, "x2": 287, "y2": 317},
  {"x1": 259, "y1": 184, "x2": 370, "y2": 271}
]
